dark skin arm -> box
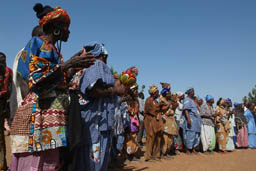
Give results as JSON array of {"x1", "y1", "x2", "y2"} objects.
[
  {"x1": 184, "y1": 109, "x2": 192, "y2": 128},
  {"x1": 86, "y1": 84, "x2": 126, "y2": 99}
]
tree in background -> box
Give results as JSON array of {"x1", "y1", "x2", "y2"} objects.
[
  {"x1": 110, "y1": 66, "x2": 119, "y2": 79},
  {"x1": 243, "y1": 85, "x2": 256, "y2": 104},
  {"x1": 140, "y1": 85, "x2": 145, "y2": 93}
]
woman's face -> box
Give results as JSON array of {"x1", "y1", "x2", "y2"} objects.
[
  {"x1": 208, "y1": 98, "x2": 214, "y2": 104},
  {"x1": 189, "y1": 90, "x2": 194, "y2": 97},
  {"x1": 154, "y1": 90, "x2": 159, "y2": 99},
  {"x1": 198, "y1": 99, "x2": 203, "y2": 105},
  {"x1": 250, "y1": 103, "x2": 255, "y2": 111}
]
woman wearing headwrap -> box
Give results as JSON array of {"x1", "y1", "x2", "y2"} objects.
[
  {"x1": 159, "y1": 83, "x2": 178, "y2": 158},
  {"x1": 180, "y1": 88, "x2": 202, "y2": 155},
  {"x1": 215, "y1": 98, "x2": 232, "y2": 153},
  {"x1": 234, "y1": 104, "x2": 249, "y2": 148},
  {"x1": 114, "y1": 68, "x2": 140, "y2": 164},
  {"x1": 0, "y1": 52, "x2": 12, "y2": 171},
  {"x1": 244, "y1": 103, "x2": 256, "y2": 148},
  {"x1": 9, "y1": 3, "x2": 95, "y2": 171},
  {"x1": 144, "y1": 85, "x2": 163, "y2": 161},
  {"x1": 200, "y1": 95, "x2": 217, "y2": 154},
  {"x1": 76, "y1": 43, "x2": 126, "y2": 171},
  {"x1": 124, "y1": 83, "x2": 141, "y2": 163},
  {"x1": 225, "y1": 98, "x2": 235, "y2": 151}
]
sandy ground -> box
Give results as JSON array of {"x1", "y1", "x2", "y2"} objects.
[{"x1": 5, "y1": 134, "x2": 256, "y2": 171}]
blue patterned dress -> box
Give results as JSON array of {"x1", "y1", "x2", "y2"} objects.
[
  {"x1": 76, "y1": 60, "x2": 118, "y2": 171},
  {"x1": 180, "y1": 97, "x2": 202, "y2": 149}
]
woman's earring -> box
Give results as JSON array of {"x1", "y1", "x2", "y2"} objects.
[{"x1": 53, "y1": 29, "x2": 61, "y2": 36}]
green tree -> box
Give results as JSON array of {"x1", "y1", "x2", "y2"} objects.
[
  {"x1": 140, "y1": 85, "x2": 146, "y2": 93},
  {"x1": 243, "y1": 85, "x2": 256, "y2": 104}
]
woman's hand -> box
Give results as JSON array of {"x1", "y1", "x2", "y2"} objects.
[
  {"x1": 62, "y1": 51, "x2": 96, "y2": 71},
  {"x1": 112, "y1": 85, "x2": 126, "y2": 96}
]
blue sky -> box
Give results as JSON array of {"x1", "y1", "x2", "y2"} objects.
[{"x1": 1, "y1": 0, "x2": 255, "y2": 103}]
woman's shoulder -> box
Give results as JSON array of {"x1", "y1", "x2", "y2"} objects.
[{"x1": 24, "y1": 36, "x2": 44, "y2": 51}]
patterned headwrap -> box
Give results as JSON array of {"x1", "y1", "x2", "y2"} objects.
[
  {"x1": 161, "y1": 86, "x2": 170, "y2": 96},
  {"x1": 149, "y1": 85, "x2": 158, "y2": 95},
  {"x1": 84, "y1": 42, "x2": 108, "y2": 58},
  {"x1": 127, "y1": 66, "x2": 138, "y2": 76},
  {"x1": 205, "y1": 95, "x2": 214, "y2": 102},
  {"x1": 220, "y1": 99, "x2": 226, "y2": 106},
  {"x1": 39, "y1": 7, "x2": 70, "y2": 28},
  {"x1": 185, "y1": 88, "x2": 194, "y2": 95}
]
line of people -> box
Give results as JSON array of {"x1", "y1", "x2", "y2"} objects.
[{"x1": 0, "y1": 3, "x2": 256, "y2": 171}]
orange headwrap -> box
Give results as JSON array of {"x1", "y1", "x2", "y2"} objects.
[{"x1": 39, "y1": 7, "x2": 70, "y2": 27}]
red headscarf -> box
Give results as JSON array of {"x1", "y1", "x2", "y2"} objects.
[{"x1": 39, "y1": 7, "x2": 70, "y2": 28}]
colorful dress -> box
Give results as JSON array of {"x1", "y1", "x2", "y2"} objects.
[
  {"x1": 10, "y1": 36, "x2": 68, "y2": 170},
  {"x1": 200, "y1": 103, "x2": 216, "y2": 152},
  {"x1": 0, "y1": 66, "x2": 12, "y2": 171},
  {"x1": 244, "y1": 109, "x2": 256, "y2": 148},
  {"x1": 76, "y1": 60, "x2": 118, "y2": 171},
  {"x1": 160, "y1": 95, "x2": 178, "y2": 155},
  {"x1": 180, "y1": 97, "x2": 201, "y2": 150},
  {"x1": 125, "y1": 99, "x2": 139, "y2": 156},
  {"x1": 215, "y1": 106, "x2": 230, "y2": 151}
]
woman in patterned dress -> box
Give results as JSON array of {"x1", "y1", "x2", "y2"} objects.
[{"x1": 10, "y1": 3, "x2": 95, "y2": 170}]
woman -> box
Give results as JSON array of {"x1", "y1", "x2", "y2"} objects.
[
  {"x1": 76, "y1": 43, "x2": 126, "y2": 171},
  {"x1": 215, "y1": 98, "x2": 231, "y2": 153},
  {"x1": 159, "y1": 83, "x2": 178, "y2": 158},
  {"x1": 0, "y1": 52, "x2": 12, "y2": 171},
  {"x1": 180, "y1": 88, "x2": 201, "y2": 155},
  {"x1": 200, "y1": 95, "x2": 217, "y2": 154},
  {"x1": 10, "y1": 3, "x2": 95, "y2": 170},
  {"x1": 234, "y1": 104, "x2": 248, "y2": 148},
  {"x1": 244, "y1": 102, "x2": 256, "y2": 148},
  {"x1": 144, "y1": 85, "x2": 163, "y2": 161},
  {"x1": 124, "y1": 83, "x2": 140, "y2": 162},
  {"x1": 174, "y1": 92, "x2": 184, "y2": 152},
  {"x1": 225, "y1": 98, "x2": 235, "y2": 151}
]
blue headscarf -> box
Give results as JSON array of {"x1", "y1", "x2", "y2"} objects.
[
  {"x1": 161, "y1": 86, "x2": 170, "y2": 96},
  {"x1": 234, "y1": 102, "x2": 239, "y2": 107},
  {"x1": 84, "y1": 42, "x2": 108, "y2": 58},
  {"x1": 205, "y1": 95, "x2": 214, "y2": 102},
  {"x1": 226, "y1": 98, "x2": 232, "y2": 104}
]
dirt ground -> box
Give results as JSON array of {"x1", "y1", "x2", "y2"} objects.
[{"x1": 5, "y1": 134, "x2": 256, "y2": 171}]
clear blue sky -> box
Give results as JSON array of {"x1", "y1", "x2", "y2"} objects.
[{"x1": 1, "y1": 0, "x2": 255, "y2": 103}]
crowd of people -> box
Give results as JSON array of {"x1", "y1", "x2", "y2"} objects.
[{"x1": 0, "y1": 3, "x2": 256, "y2": 171}]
